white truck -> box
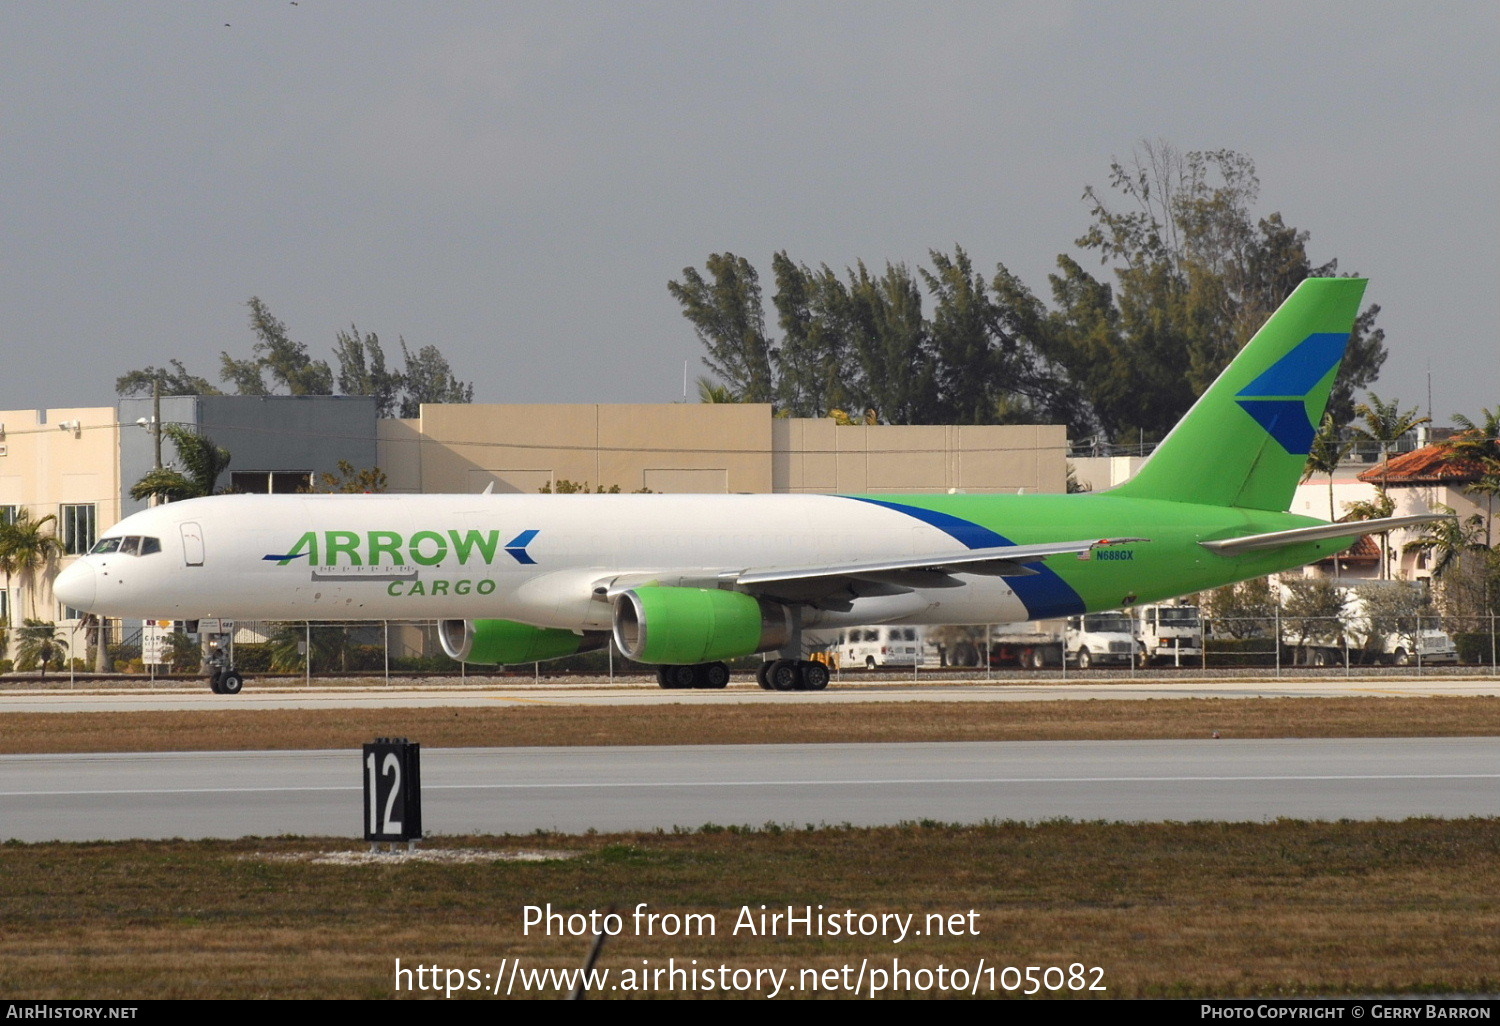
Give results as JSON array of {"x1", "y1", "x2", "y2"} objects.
[
  {"x1": 827, "y1": 614, "x2": 1143, "y2": 671},
  {"x1": 1280, "y1": 580, "x2": 1458, "y2": 666},
  {"x1": 979, "y1": 612, "x2": 1143, "y2": 669},
  {"x1": 1135, "y1": 604, "x2": 1205, "y2": 666}
]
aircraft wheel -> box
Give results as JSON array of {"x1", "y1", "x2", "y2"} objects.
[
  {"x1": 864, "y1": 656, "x2": 876, "y2": 671},
  {"x1": 657, "y1": 666, "x2": 695, "y2": 689},
  {"x1": 1393, "y1": 648, "x2": 1410, "y2": 667},
  {"x1": 219, "y1": 671, "x2": 244, "y2": 696},
  {"x1": 1025, "y1": 648, "x2": 1046, "y2": 670},
  {"x1": 1076, "y1": 647, "x2": 1093, "y2": 670},
  {"x1": 702, "y1": 662, "x2": 731, "y2": 689},
  {"x1": 800, "y1": 660, "x2": 830, "y2": 691},
  {"x1": 1311, "y1": 649, "x2": 1328, "y2": 667},
  {"x1": 209, "y1": 675, "x2": 224, "y2": 694},
  {"x1": 768, "y1": 659, "x2": 800, "y2": 692},
  {"x1": 755, "y1": 662, "x2": 774, "y2": 691}
]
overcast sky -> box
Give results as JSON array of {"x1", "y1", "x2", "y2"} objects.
[{"x1": 2, "y1": 2, "x2": 1495, "y2": 428}]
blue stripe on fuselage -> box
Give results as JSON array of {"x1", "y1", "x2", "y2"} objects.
[{"x1": 842, "y1": 496, "x2": 1085, "y2": 619}]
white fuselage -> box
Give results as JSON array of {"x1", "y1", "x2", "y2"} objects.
[{"x1": 55, "y1": 493, "x2": 1037, "y2": 629}]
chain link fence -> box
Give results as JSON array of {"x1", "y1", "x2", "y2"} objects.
[{"x1": 8, "y1": 610, "x2": 1500, "y2": 684}]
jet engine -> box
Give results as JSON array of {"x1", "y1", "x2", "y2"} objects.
[
  {"x1": 612, "y1": 586, "x2": 791, "y2": 664},
  {"x1": 439, "y1": 618, "x2": 609, "y2": 665}
]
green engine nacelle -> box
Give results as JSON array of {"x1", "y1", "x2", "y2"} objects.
[
  {"x1": 439, "y1": 618, "x2": 609, "y2": 665},
  {"x1": 612, "y1": 586, "x2": 791, "y2": 664}
]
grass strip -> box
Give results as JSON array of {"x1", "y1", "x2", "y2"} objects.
[
  {"x1": 2, "y1": 819, "x2": 1497, "y2": 999},
  {"x1": 3, "y1": 696, "x2": 1500, "y2": 754}
]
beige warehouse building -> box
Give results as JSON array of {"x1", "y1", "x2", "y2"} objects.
[
  {"x1": 378, "y1": 403, "x2": 1066, "y2": 497},
  {"x1": 0, "y1": 407, "x2": 121, "y2": 627}
]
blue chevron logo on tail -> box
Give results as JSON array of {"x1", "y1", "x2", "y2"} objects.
[{"x1": 1234, "y1": 331, "x2": 1347, "y2": 454}]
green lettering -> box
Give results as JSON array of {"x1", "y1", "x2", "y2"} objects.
[
  {"x1": 325, "y1": 530, "x2": 362, "y2": 566},
  {"x1": 409, "y1": 580, "x2": 426, "y2": 595},
  {"x1": 368, "y1": 531, "x2": 404, "y2": 566},
  {"x1": 409, "y1": 531, "x2": 448, "y2": 566},
  {"x1": 477, "y1": 579, "x2": 496, "y2": 595},
  {"x1": 455, "y1": 579, "x2": 472, "y2": 595},
  {"x1": 386, "y1": 581, "x2": 403, "y2": 597},
  {"x1": 431, "y1": 580, "x2": 450, "y2": 595},
  {"x1": 448, "y1": 530, "x2": 500, "y2": 565},
  {"x1": 277, "y1": 532, "x2": 317, "y2": 566}
]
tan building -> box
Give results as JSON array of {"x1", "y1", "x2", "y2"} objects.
[
  {"x1": 378, "y1": 403, "x2": 1067, "y2": 497},
  {"x1": 0, "y1": 407, "x2": 121, "y2": 643}
]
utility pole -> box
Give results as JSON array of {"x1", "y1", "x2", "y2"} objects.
[{"x1": 152, "y1": 375, "x2": 162, "y2": 470}]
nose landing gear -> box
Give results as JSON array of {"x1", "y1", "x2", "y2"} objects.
[{"x1": 210, "y1": 669, "x2": 245, "y2": 695}]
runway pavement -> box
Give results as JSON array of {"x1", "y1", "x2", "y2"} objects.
[
  {"x1": 1, "y1": 672, "x2": 1498, "y2": 712},
  {"x1": 4, "y1": 737, "x2": 1497, "y2": 842}
]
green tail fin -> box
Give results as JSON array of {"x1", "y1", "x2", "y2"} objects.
[{"x1": 1109, "y1": 277, "x2": 1368, "y2": 512}]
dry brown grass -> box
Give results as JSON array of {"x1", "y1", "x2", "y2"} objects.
[
  {"x1": 3, "y1": 695, "x2": 1500, "y2": 754},
  {"x1": 3, "y1": 820, "x2": 1498, "y2": 999},
  {"x1": 8, "y1": 697, "x2": 1498, "y2": 998}
]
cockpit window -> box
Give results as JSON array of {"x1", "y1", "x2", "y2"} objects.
[{"x1": 88, "y1": 535, "x2": 161, "y2": 556}]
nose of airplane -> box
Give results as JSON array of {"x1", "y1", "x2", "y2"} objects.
[{"x1": 54, "y1": 560, "x2": 98, "y2": 611}]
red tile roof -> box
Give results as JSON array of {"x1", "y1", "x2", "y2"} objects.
[
  {"x1": 1356, "y1": 442, "x2": 1490, "y2": 485},
  {"x1": 1316, "y1": 532, "x2": 1380, "y2": 566}
]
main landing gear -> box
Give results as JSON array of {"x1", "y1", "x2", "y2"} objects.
[
  {"x1": 655, "y1": 662, "x2": 732, "y2": 690},
  {"x1": 652, "y1": 659, "x2": 830, "y2": 691},
  {"x1": 755, "y1": 659, "x2": 830, "y2": 692}
]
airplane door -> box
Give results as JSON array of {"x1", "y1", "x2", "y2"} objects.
[{"x1": 180, "y1": 522, "x2": 205, "y2": 566}]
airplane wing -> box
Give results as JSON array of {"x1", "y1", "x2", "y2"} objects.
[
  {"x1": 597, "y1": 538, "x2": 1148, "y2": 609},
  {"x1": 726, "y1": 537, "x2": 1149, "y2": 606},
  {"x1": 737, "y1": 537, "x2": 1148, "y2": 584},
  {"x1": 1199, "y1": 514, "x2": 1454, "y2": 557}
]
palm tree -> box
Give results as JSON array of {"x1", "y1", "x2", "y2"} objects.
[
  {"x1": 268, "y1": 623, "x2": 353, "y2": 674},
  {"x1": 1452, "y1": 406, "x2": 1500, "y2": 441},
  {"x1": 1466, "y1": 476, "x2": 1500, "y2": 551},
  {"x1": 130, "y1": 425, "x2": 231, "y2": 503},
  {"x1": 696, "y1": 377, "x2": 742, "y2": 404},
  {"x1": 0, "y1": 510, "x2": 66, "y2": 619},
  {"x1": 1446, "y1": 407, "x2": 1500, "y2": 550},
  {"x1": 1353, "y1": 394, "x2": 1431, "y2": 579},
  {"x1": 1354, "y1": 393, "x2": 1431, "y2": 489},
  {"x1": 15, "y1": 619, "x2": 68, "y2": 678},
  {"x1": 1404, "y1": 504, "x2": 1485, "y2": 579},
  {"x1": 128, "y1": 466, "x2": 199, "y2": 504},
  {"x1": 1303, "y1": 413, "x2": 1354, "y2": 521}
]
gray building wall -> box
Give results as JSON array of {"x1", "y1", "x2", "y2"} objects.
[{"x1": 118, "y1": 395, "x2": 378, "y2": 517}]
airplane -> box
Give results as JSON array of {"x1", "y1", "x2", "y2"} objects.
[{"x1": 55, "y1": 277, "x2": 1445, "y2": 694}]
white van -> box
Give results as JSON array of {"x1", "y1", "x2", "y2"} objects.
[{"x1": 838, "y1": 626, "x2": 924, "y2": 669}]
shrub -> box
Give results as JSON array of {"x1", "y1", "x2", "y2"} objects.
[
  {"x1": 231, "y1": 644, "x2": 273, "y2": 673},
  {"x1": 1205, "y1": 638, "x2": 1279, "y2": 667},
  {"x1": 1455, "y1": 631, "x2": 1497, "y2": 665}
]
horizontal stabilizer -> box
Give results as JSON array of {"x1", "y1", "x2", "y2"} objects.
[{"x1": 1200, "y1": 514, "x2": 1454, "y2": 557}]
